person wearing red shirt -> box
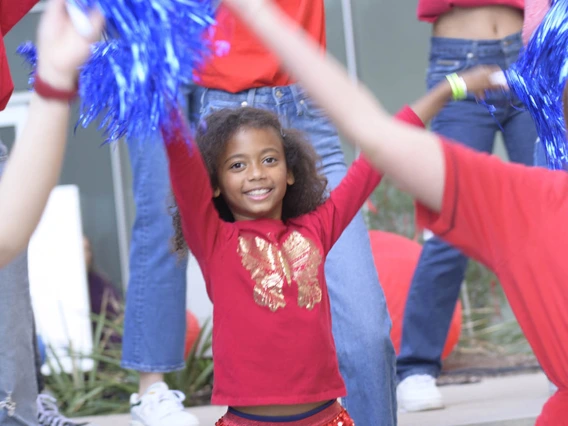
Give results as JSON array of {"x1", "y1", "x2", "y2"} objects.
[
  {"x1": 165, "y1": 105, "x2": 387, "y2": 425},
  {"x1": 394, "y1": 0, "x2": 538, "y2": 412},
  {"x1": 217, "y1": 1, "x2": 568, "y2": 422},
  {"x1": 164, "y1": 66, "x2": 500, "y2": 424},
  {"x1": 122, "y1": 2, "x2": 398, "y2": 425},
  {"x1": 0, "y1": 1, "x2": 103, "y2": 425}
]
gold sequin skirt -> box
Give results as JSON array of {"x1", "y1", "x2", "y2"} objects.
[{"x1": 215, "y1": 401, "x2": 355, "y2": 426}]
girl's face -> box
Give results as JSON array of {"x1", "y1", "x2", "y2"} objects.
[{"x1": 215, "y1": 126, "x2": 295, "y2": 222}]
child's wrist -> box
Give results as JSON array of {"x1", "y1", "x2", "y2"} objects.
[
  {"x1": 440, "y1": 80, "x2": 454, "y2": 101},
  {"x1": 445, "y1": 73, "x2": 468, "y2": 100},
  {"x1": 36, "y1": 64, "x2": 78, "y2": 92},
  {"x1": 34, "y1": 66, "x2": 78, "y2": 102}
]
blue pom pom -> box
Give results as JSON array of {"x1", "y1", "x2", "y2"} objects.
[
  {"x1": 505, "y1": 0, "x2": 568, "y2": 169},
  {"x1": 19, "y1": 0, "x2": 219, "y2": 143},
  {"x1": 16, "y1": 41, "x2": 37, "y2": 86}
]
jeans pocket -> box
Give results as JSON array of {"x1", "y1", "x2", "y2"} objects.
[
  {"x1": 298, "y1": 96, "x2": 327, "y2": 119},
  {"x1": 200, "y1": 101, "x2": 240, "y2": 118},
  {"x1": 426, "y1": 58, "x2": 468, "y2": 89}
]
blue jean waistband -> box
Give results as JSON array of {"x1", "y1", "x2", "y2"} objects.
[
  {"x1": 429, "y1": 31, "x2": 522, "y2": 58},
  {"x1": 227, "y1": 400, "x2": 336, "y2": 422},
  {"x1": 192, "y1": 83, "x2": 307, "y2": 107}
]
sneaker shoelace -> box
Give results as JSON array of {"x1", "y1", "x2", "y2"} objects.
[
  {"x1": 37, "y1": 394, "x2": 87, "y2": 426},
  {"x1": 154, "y1": 389, "x2": 186, "y2": 418},
  {"x1": 414, "y1": 375, "x2": 437, "y2": 389}
]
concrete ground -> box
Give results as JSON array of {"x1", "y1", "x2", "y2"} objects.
[{"x1": 75, "y1": 372, "x2": 549, "y2": 426}]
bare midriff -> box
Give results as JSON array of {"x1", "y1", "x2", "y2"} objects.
[{"x1": 433, "y1": 5, "x2": 523, "y2": 39}]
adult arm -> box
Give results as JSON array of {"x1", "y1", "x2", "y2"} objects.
[{"x1": 223, "y1": 0, "x2": 505, "y2": 215}]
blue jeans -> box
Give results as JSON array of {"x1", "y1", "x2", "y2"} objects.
[
  {"x1": 122, "y1": 136, "x2": 189, "y2": 372},
  {"x1": 0, "y1": 147, "x2": 38, "y2": 426},
  {"x1": 534, "y1": 138, "x2": 547, "y2": 168},
  {"x1": 397, "y1": 33, "x2": 537, "y2": 381}
]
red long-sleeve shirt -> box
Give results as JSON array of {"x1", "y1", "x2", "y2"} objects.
[
  {"x1": 417, "y1": 0, "x2": 524, "y2": 22},
  {"x1": 196, "y1": 0, "x2": 325, "y2": 93},
  {"x1": 416, "y1": 138, "x2": 568, "y2": 424},
  {"x1": 0, "y1": 0, "x2": 39, "y2": 110},
  {"x1": 165, "y1": 106, "x2": 423, "y2": 406}
]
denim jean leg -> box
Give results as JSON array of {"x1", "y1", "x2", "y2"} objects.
[
  {"x1": 0, "y1": 249, "x2": 38, "y2": 426},
  {"x1": 397, "y1": 237, "x2": 469, "y2": 380},
  {"x1": 32, "y1": 321, "x2": 44, "y2": 394},
  {"x1": 534, "y1": 139, "x2": 547, "y2": 168},
  {"x1": 398, "y1": 33, "x2": 536, "y2": 382},
  {"x1": 501, "y1": 106, "x2": 537, "y2": 166},
  {"x1": 121, "y1": 135, "x2": 188, "y2": 372},
  {"x1": 397, "y1": 98, "x2": 499, "y2": 381},
  {"x1": 289, "y1": 88, "x2": 396, "y2": 425}
]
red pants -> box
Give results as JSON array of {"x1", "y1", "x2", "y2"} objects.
[{"x1": 215, "y1": 402, "x2": 354, "y2": 426}]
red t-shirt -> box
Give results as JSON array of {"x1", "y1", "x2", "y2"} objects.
[
  {"x1": 195, "y1": 1, "x2": 326, "y2": 93},
  {"x1": 523, "y1": 0, "x2": 550, "y2": 44},
  {"x1": 0, "y1": 0, "x2": 39, "y2": 110},
  {"x1": 417, "y1": 0, "x2": 524, "y2": 22},
  {"x1": 166, "y1": 106, "x2": 423, "y2": 406},
  {"x1": 416, "y1": 138, "x2": 568, "y2": 422}
]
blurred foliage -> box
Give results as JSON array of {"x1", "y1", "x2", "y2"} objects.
[{"x1": 366, "y1": 180, "x2": 530, "y2": 353}]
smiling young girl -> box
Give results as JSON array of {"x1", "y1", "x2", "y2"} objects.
[
  {"x1": 220, "y1": 0, "x2": 568, "y2": 423},
  {"x1": 162, "y1": 58, "x2": 501, "y2": 424},
  {"x1": 166, "y1": 105, "x2": 395, "y2": 425}
]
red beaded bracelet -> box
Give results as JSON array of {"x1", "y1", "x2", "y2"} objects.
[{"x1": 34, "y1": 74, "x2": 78, "y2": 102}]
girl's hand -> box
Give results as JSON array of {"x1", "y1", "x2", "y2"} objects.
[
  {"x1": 36, "y1": 0, "x2": 105, "y2": 91},
  {"x1": 459, "y1": 65, "x2": 508, "y2": 100}
]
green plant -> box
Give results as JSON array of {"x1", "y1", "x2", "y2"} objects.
[
  {"x1": 43, "y1": 296, "x2": 136, "y2": 416},
  {"x1": 43, "y1": 294, "x2": 213, "y2": 417},
  {"x1": 165, "y1": 318, "x2": 214, "y2": 406},
  {"x1": 366, "y1": 181, "x2": 530, "y2": 354},
  {"x1": 367, "y1": 178, "x2": 416, "y2": 239}
]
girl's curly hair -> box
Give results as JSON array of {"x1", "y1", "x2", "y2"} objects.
[{"x1": 171, "y1": 107, "x2": 328, "y2": 254}]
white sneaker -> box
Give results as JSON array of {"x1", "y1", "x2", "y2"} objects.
[
  {"x1": 397, "y1": 374, "x2": 445, "y2": 412},
  {"x1": 129, "y1": 382, "x2": 199, "y2": 426},
  {"x1": 37, "y1": 394, "x2": 93, "y2": 426}
]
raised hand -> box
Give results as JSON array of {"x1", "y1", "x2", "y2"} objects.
[
  {"x1": 36, "y1": 0, "x2": 105, "y2": 91},
  {"x1": 459, "y1": 65, "x2": 508, "y2": 100}
]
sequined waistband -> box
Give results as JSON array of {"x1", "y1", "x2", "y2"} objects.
[{"x1": 215, "y1": 401, "x2": 355, "y2": 426}]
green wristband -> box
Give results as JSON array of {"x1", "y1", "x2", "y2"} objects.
[{"x1": 446, "y1": 73, "x2": 467, "y2": 100}]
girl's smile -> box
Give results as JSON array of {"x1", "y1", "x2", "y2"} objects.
[
  {"x1": 215, "y1": 126, "x2": 295, "y2": 222},
  {"x1": 244, "y1": 187, "x2": 273, "y2": 201}
]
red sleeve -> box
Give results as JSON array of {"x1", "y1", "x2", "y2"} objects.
[
  {"x1": 522, "y1": 0, "x2": 550, "y2": 45},
  {"x1": 314, "y1": 105, "x2": 425, "y2": 253},
  {"x1": 0, "y1": 0, "x2": 39, "y2": 110},
  {"x1": 0, "y1": 35, "x2": 13, "y2": 111},
  {"x1": 164, "y1": 119, "x2": 228, "y2": 265},
  {"x1": 415, "y1": 137, "x2": 566, "y2": 269},
  {"x1": 1, "y1": 0, "x2": 39, "y2": 35}
]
